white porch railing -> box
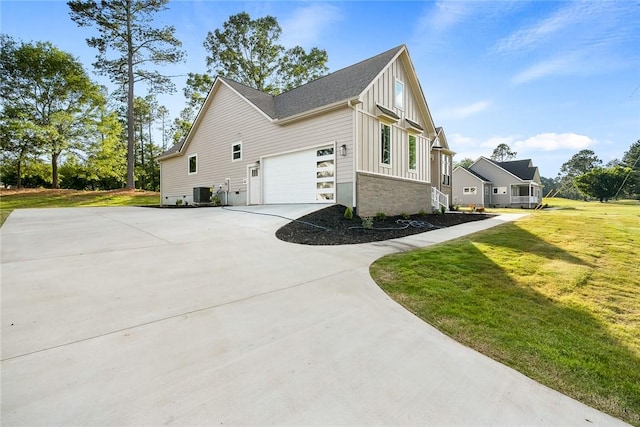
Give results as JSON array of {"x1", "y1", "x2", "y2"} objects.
[
  {"x1": 432, "y1": 187, "x2": 449, "y2": 211},
  {"x1": 510, "y1": 196, "x2": 540, "y2": 204}
]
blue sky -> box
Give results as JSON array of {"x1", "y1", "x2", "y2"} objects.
[{"x1": 2, "y1": 0, "x2": 639, "y2": 178}]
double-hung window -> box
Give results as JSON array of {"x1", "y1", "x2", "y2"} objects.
[
  {"x1": 232, "y1": 142, "x2": 242, "y2": 161},
  {"x1": 380, "y1": 123, "x2": 391, "y2": 166},
  {"x1": 188, "y1": 154, "x2": 197, "y2": 175},
  {"x1": 408, "y1": 135, "x2": 417, "y2": 171}
]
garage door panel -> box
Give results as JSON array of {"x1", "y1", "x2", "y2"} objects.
[{"x1": 263, "y1": 147, "x2": 335, "y2": 204}]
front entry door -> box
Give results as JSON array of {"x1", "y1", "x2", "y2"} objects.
[{"x1": 248, "y1": 166, "x2": 261, "y2": 205}]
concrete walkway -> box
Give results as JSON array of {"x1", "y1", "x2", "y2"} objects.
[{"x1": 0, "y1": 206, "x2": 627, "y2": 426}]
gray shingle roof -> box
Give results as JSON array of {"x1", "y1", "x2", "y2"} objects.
[
  {"x1": 274, "y1": 45, "x2": 403, "y2": 118},
  {"x1": 489, "y1": 158, "x2": 537, "y2": 180},
  {"x1": 223, "y1": 45, "x2": 404, "y2": 120},
  {"x1": 220, "y1": 77, "x2": 277, "y2": 118},
  {"x1": 159, "y1": 45, "x2": 405, "y2": 158},
  {"x1": 463, "y1": 167, "x2": 491, "y2": 182}
]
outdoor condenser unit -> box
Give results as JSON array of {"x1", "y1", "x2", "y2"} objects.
[{"x1": 193, "y1": 187, "x2": 212, "y2": 204}]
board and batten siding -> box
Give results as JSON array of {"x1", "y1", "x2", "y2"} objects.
[
  {"x1": 160, "y1": 82, "x2": 353, "y2": 205},
  {"x1": 356, "y1": 55, "x2": 435, "y2": 184}
]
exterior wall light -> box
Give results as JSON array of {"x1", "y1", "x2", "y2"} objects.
[{"x1": 339, "y1": 144, "x2": 347, "y2": 156}]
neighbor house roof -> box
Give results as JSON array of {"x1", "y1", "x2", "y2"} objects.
[
  {"x1": 462, "y1": 167, "x2": 492, "y2": 182},
  {"x1": 487, "y1": 158, "x2": 537, "y2": 180}
]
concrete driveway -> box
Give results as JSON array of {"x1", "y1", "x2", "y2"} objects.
[{"x1": 1, "y1": 206, "x2": 626, "y2": 426}]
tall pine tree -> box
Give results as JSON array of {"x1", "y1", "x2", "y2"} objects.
[{"x1": 68, "y1": 0, "x2": 185, "y2": 189}]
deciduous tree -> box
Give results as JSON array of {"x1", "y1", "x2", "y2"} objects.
[
  {"x1": 575, "y1": 166, "x2": 630, "y2": 202},
  {"x1": 620, "y1": 139, "x2": 640, "y2": 198},
  {"x1": 557, "y1": 149, "x2": 602, "y2": 199},
  {"x1": 0, "y1": 36, "x2": 103, "y2": 188},
  {"x1": 200, "y1": 12, "x2": 328, "y2": 95}
]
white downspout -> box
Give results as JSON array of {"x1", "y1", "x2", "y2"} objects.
[{"x1": 349, "y1": 99, "x2": 360, "y2": 210}]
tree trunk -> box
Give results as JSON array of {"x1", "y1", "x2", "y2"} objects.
[
  {"x1": 139, "y1": 120, "x2": 145, "y2": 190},
  {"x1": 125, "y1": 0, "x2": 135, "y2": 189},
  {"x1": 16, "y1": 159, "x2": 22, "y2": 189},
  {"x1": 51, "y1": 151, "x2": 60, "y2": 189}
]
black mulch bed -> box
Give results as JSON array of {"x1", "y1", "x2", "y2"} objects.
[{"x1": 276, "y1": 204, "x2": 494, "y2": 245}]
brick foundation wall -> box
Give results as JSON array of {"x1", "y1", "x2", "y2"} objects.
[{"x1": 356, "y1": 172, "x2": 431, "y2": 217}]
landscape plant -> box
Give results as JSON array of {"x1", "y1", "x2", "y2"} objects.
[
  {"x1": 361, "y1": 216, "x2": 373, "y2": 229},
  {"x1": 344, "y1": 206, "x2": 353, "y2": 220}
]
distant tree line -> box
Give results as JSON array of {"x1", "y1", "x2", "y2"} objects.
[{"x1": 1, "y1": 5, "x2": 328, "y2": 191}]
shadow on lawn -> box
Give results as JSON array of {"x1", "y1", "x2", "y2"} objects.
[
  {"x1": 471, "y1": 222, "x2": 591, "y2": 267},
  {"x1": 372, "y1": 239, "x2": 639, "y2": 425}
]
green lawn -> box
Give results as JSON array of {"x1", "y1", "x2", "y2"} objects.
[
  {"x1": 371, "y1": 198, "x2": 640, "y2": 425},
  {"x1": 0, "y1": 188, "x2": 160, "y2": 227}
]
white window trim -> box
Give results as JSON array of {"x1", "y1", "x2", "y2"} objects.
[
  {"x1": 232, "y1": 142, "x2": 242, "y2": 162},
  {"x1": 408, "y1": 134, "x2": 417, "y2": 171},
  {"x1": 188, "y1": 153, "x2": 198, "y2": 175},
  {"x1": 395, "y1": 79, "x2": 404, "y2": 110},
  {"x1": 380, "y1": 123, "x2": 392, "y2": 167}
]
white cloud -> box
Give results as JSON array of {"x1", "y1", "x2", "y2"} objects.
[
  {"x1": 510, "y1": 54, "x2": 581, "y2": 84},
  {"x1": 439, "y1": 100, "x2": 492, "y2": 119},
  {"x1": 427, "y1": 1, "x2": 473, "y2": 33},
  {"x1": 280, "y1": 4, "x2": 342, "y2": 48},
  {"x1": 494, "y1": 3, "x2": 580, "y2": 55},
  {"x1": 514, "y1": 133, "x2": 596, "y2": 152}
]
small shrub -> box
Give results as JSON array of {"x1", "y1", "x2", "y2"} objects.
[
  {"x1": 344, "y1": 206, "x2": 354, "y2": 220},
  {"x1": 418, "y1": 209, "x2": 427, "y2": 216},
  {"x1": 440, "y1": 205, "x2": 446, "y2": 215},
  {"x1": 362, "y1": 217, "x2": 373, "y2": 229},
  {"x1": 375, "y1": 212, "x2": 387, "y2": 221},
  {"x1": 211, "y1": 195, "x2": 221, "y2": 206},
  {"x1": 175, "y1": 199, "x2": 183, "y2": 206},
  {"x1": 401, "y1": 212, "x2": 410, "y2": 219}
]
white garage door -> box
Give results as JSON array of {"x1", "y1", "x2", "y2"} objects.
[{"x1": 263, "y1": 146, "x2": 335, "y2": 204}]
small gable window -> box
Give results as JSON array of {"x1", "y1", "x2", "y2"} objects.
[
  {"x1": 232, "y1": 142, "x2": 242, "y2": 161},
  {"x1": 381, "y1": 123, "x2": 391, "y2": 166},
  {"x1": 408, "y1": 135, "x2": 416, "y2": 171},
  {"x1": 395, "y1": 79, "x2": 404, "y2": 110},
  {"x1": 463, "y1": 187, "x2": 477, "y2": 195},
  {"x1": 188, "y1": 154, "x2": 197, "y2": 175}
]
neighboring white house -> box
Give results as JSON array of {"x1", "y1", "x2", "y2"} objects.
[
  {"x1": 157, "y1": 45, "x2": 453, "y2": 216},
  {"x1": 452, "y1": 157, "x2": 543, "y2": 208}
]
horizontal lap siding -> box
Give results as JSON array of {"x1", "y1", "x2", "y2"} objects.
[
  {"x1": 470, "y1": 158, "x2": 521, "y2": 206},
  {"x1": 452, "y1": 169, "x2": 484, "y2": 206},
  {"x1": 160, "y1": 84, "x2": 353, "y2": 204}
]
